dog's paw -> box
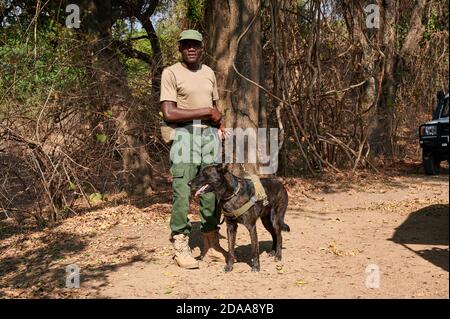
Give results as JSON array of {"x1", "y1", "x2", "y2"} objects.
[
  {"x1": 251, "y1": 265, "x2": 260, "y2": 272},
  {"x1": 224, "y1": 265, "x2": 233, "y2": 273},
  {"x1": 268, "y1": 250, "x2": 276, "y2": 257}
]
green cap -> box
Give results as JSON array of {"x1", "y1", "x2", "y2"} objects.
[{"x1": 178, "y1": 29, "x2": 203, "y2": 43}]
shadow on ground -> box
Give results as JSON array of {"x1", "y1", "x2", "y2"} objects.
[
  {"x1": 187, "y1": 222, "x2": 275, "y2": 269},
  {"x1": 391, "y1": 204, "x2": 449, "y2": 272},
  {"x1": 0, "y1": 227, "x2": 155, "y2": 298},
  {"x1": 0, "y1": 230, "x2": 87, "y2": 296}
]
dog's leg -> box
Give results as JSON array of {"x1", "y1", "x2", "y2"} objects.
[
  {"x1": 261, "y1": 214, "x2": 277, "y2": 257},
  {"x1": 224, "y1": 220, "x2": 237, "y2": 272},
  {"x1": 270, "y1": 207, "x2": 283, "y2": 261},
  {"x1": 274, "y1": 227, "x2": 282, "y2": 261},
  {"x1": 271, "y1": 215, "x2": 283, "y2": 261},
  {"x1": 245, "y1": 223, "x2": 260, "y2": 272},
  {"x1": 274, "y1": 197, "x2": 288, "y2": 261}
]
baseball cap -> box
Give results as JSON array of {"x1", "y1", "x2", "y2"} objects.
[{"x1": 178, "y1": 30, "x2": 203, "y2": 43}]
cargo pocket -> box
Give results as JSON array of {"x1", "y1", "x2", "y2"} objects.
[{"x1": 169, "y1": 166, "x2": 185, "y2": 178}]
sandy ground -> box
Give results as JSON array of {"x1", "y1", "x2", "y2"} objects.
[{"x1": 0, "y1": 171, "x2": 448, "y2": 299}]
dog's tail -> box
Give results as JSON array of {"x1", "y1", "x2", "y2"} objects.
[{"x1": 281, "y1": 223, "x2": 290, "y2": 232}]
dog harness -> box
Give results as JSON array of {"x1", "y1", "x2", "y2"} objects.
[{"x1": 221, "y1": 175, "x2": 269, "y2": 218}]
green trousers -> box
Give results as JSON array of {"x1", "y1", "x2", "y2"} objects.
[{"x1": 169, "y1": 124, "x2": 221, "y2": 235}]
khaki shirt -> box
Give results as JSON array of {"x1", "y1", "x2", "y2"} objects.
[{"x1": 160, "y1": 62, "x2": 219, "y2": 109}]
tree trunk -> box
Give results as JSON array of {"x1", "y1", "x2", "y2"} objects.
[
  {"x1": 78, "y1": 0, "x2": 154, "y2": 194},
  {"x1": 205, "y1": 0, "x2": 262, "y2": 174},
  {"x1": 369, "y1": 0, "x2": 397, "y2": 157},
  {"x1": 342, "y1": 0, "x2": 380, "y2": 161},
  {"x1": 369, "y1": 0, "x2": 427, "y2": 158}
]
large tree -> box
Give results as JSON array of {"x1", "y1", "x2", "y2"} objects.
[{"x1": 205, "y1": 0, "x2": 263, "y2": 174}]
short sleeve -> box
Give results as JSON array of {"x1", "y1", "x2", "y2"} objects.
[
  {"x1": 212, "y1": 72, "x2": 219, "y2": 101},
  {"x1": 160, "y1": 68, "x2": 177, "y2": 102}
]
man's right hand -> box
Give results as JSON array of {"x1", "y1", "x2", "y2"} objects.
[
  {"x1": 161, "y1": 101, "x2": 222, "y2": 125},
  {"x1": 210, "y1": 107, "x2": 222, "y2": 125}
]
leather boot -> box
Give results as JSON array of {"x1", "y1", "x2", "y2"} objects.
[{"x1": 172, "y1": 233, "x2": 199, "y2": 269}]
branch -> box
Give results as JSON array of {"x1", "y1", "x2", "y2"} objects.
[
  {"x1": 130, "y1": 35, "x2": 150, "y2": 41},
  {"x1": 322, "y1": 80, "x2": 367, "y2": 96},
  {"x1": 113, "y1": 40, "x2": 152, "y2": 64}
]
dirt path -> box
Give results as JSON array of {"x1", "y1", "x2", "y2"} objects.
[
  {"x1": 1, "y1": 173, "x2": 448, "y2": 298},
  {"x1": 90, "y1": 174, "x2": 449, "y2": 299}
]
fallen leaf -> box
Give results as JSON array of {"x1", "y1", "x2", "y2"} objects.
[
  {"x1": 276, "y1": 264, "x2": 284, "y2": 274},
  {"x1": 96, "y1": 133, "x2": 106, "y2": 143},
  {"x1": 295, "y1": 280, "x2": 308, "y2": 286},
  {"x1": 89, "y1": 192, "x2": 103, "y2": 204}
]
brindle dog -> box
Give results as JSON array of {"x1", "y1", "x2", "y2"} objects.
[{"x1": 188, "y1": 164, "x2": 290, "y2": 272}]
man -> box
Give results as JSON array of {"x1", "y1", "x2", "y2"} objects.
[{"x1": 160, "y1": 30, "x2": 227, "y2": 269}]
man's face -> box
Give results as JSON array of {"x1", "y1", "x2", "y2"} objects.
[{"x1": 179, "y1": 40, "x2": 203, "y2": 65}]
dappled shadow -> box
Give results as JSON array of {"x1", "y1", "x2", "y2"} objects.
[
  {"x1": 0, "y1": 219, "x2": 43, "y2": 242},
  {"x1": 132, "y1": 190, "x2": 172, "y2": 209},
  {"x1": 0, "y1": 231, "x2": 87, "y2": 296},
  {"x1": 281, "y1": 160, "x2": 448, "y2": 196},
  {"x1": 391, "y1": 204, "x2": 449, "y2": 272},
  {"x1": 0, "y1": 225, "x2": 156, "y2": 298},
  {"x1": 383, "y1": 160, "x2": 449, "y2": 177},
  {"x1": 0, "y1": 168, "x2": 173, "y2": 234},
  {"x1": 74, "y1": 171, "x2": 173, "y2": 213},
  {"x1": 80, "y1": 253, "x2": 154, "y2": 294},
  {"x1": 376, "y1": 161, "x2": 449, "y2": 188},
  {"x1": 73, "y1": 189, "x2": 173, "y2": 216}
]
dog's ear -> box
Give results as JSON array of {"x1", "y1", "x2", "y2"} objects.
[{"x1": 217, "y1": 163, "x2": 231, "y2": 173}]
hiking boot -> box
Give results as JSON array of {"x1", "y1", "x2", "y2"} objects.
[
  {"x1": 201, "y1": 230, "x2": 228, "y2": 263},
  {"x1": 172, "y1": 233, "x2": 199, "y2": 269}
]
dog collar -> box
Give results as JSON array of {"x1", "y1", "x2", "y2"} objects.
[{"x1": 222, "y1": 183, "x2": 241, "y2": 201}]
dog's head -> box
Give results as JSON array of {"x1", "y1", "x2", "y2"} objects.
[{"x1": 188, "y1": 164, "x2": 231, "y2": 198}]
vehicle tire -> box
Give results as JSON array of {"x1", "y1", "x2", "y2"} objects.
[{"x1": 423, "y1": 151, "x2": 440, "y2": 175}]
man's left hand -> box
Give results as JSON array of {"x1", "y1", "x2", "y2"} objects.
[{"x1": 218, "y1": 123, "x2": 231, "y2": 140}]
